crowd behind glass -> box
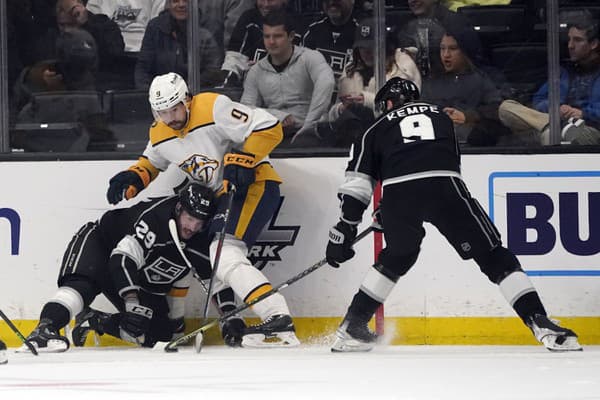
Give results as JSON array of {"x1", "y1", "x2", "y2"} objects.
[{"x1": 3, "y1": 0, "x2": 600, "y2": 153}]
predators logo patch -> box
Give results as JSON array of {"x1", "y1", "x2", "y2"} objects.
[{"x1": 179, "y1": 154, "x2": 219, "y2": 184}]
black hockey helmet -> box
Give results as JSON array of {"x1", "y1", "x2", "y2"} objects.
[
  {"x1": 177, "y1": 182, "x2": 216, "y2": 220},
  {"x1": 374, "y1": 77, "x2": 420, "y2": 114}
]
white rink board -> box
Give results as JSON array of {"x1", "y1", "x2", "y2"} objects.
[{"x1": 0, "y1": 154, "x2": 598, "y2": 320}]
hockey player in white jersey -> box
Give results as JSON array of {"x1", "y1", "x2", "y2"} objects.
[{"x1": 106, "y1": 72, "x2": 299, "y2": 347}]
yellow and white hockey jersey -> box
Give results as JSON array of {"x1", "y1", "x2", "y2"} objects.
[{"x1": 130, "y1": 92, "x2": 283, "y2": 192}]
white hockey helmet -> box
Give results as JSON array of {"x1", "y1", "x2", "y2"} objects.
[{"x1": 148, "y1": 72, "x2": 189, "y2": 112}]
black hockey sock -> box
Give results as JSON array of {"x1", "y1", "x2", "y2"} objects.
[
  {"x1": 39, "y1": 302, "x2": 71, "y2": 331},
  {"x1": 346, "y1": 290, "x2": 382, "y2": 323},
  {"x1": 512, "y1": 292, "x2": 547, "y2": 323}
]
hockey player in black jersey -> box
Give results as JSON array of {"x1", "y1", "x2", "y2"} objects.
[
  {"x1": 326, "y1": 77, "x2": 582, "y2": 353},
  {"x1": 19, "y1": 183, "x2": 245, "y2": 352}
]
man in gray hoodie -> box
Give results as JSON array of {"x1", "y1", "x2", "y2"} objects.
[{"x1": 241, "y1": 10, "x2": 335, "y2": 146}]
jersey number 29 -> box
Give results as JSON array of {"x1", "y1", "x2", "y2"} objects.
[{"x1": 135, "y1": 221, "x2": 156, "y2": 249}]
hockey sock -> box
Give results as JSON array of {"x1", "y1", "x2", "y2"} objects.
[
  {"x1": 512, "y1": 292, "x2": 547, "y2": 323},
  {"x1": 39, "y1": 302, "x2": 71, "y2": 331},
  {"x1": 346, "y1": 290, "x2": 382, "y2": 323}
]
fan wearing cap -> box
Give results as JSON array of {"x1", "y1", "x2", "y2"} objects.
[{"x1": 323, "y1": 18, "x2": 422, "y2": 147}]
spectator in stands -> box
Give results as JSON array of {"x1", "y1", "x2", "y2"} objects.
[
  {"x1": 498, "y1": 17, "x2": 600, "y2": 145},
  {"x1": 302, "y1": 0, "x2": 358, "y2": 79},
  {"x1": 323, "y1": 18, "x2": 422, "y2": 147},
  {"x1": 420, "y1": 27, "x2": 509, "y2": 145},
  {"x1": 135, "y1": 0, "x2": 222, "y2": 89},
  {"x1": 12, "y1": 28, "x2": 114, "y2": 149},
  {"x1": 54, "y1": 0, "x2": 125, "y2": 85},
  {"x1": 220, "y1": 0, "x2": 296, "y2": 87},
  {"x1": 396, "y1": 0, "x2": 480, "y2": 78},
  {"x1": 241, "y1": 11, "x2": 335, "y2": 146},
  {"x1": 199, "y1": 0, "x2": 255, "y2": 61},
  {"x1": 86, "y1": 0, "x2": 166, "y2": 52}
]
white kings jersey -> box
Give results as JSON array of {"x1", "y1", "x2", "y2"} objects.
[{"x1": 131, "y1": 92, "x2": 283, "y2": 192}]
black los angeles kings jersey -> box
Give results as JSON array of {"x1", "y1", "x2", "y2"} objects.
[
  {"x1": 338, "y1": 101, "x2": 463, "y2": 218},
  {"x1": 97, "y1": 196, "x2": 212, "y2": 296}
]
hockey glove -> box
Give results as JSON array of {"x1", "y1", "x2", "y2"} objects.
[
  {"x1": 220, "y1": 317, "x2": 246, "y2": 347},
  {"x1": 106, "y1": 166, "x2": 150, "y2": 205},
  {"x1": 326, "y1": 221, "x2": 358, "y2": 268},
  {"x1": 119, "y1": 301, "x2": 153, "y2": 344},
  {"x1": 222, "y1": 150, "x2": 256, "y2": 194}
]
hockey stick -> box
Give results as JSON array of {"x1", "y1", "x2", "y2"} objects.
[
  {"x1": 157, "y1": 223, "x2": 375, "y2": 352},
  {"x1": 195, "y1": 184, "x2": 236, "y2": 351},
  {"x1": 168, "y1": 218, "x2": 209, "y2": 293},
  {"x1": 0, "y1": 309, "x2": 38, "y2": 355}
]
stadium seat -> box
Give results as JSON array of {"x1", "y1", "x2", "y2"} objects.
[
  {"x1": 457, "y1": 5, "x2": 528, "y2": 46},
  {"x1": 490, "y1": 43, "x2": 548, "y2": 103},
  {"x1": 103, "y1": 89, "x2": 153, "y2": 152},
  {"x1": 10, "y1": 122, "x2": 89, "y2": 152}
]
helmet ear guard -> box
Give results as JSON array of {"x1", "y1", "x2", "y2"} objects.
[{"x1": 374, "y1": 77, "x2": 420, "y2": 114}]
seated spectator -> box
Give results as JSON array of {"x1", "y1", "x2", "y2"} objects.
[
  {"x1": 199, "y1": 0, "x2": 255, "y2": 60},
  {"x1": 323, "y1": 18, "x2": 422, "y2": 147},
  {"x1": 498, "y1": 17, "x2": 600, "y2": 145},
  {"x1": 220, "y1": 0, "x2": 296, "y2": 87},
  {"x1": 240, "y1": 11, "x2": 335, "y2": 146},
  {"x1": 302, "y1": 0, "x2": 358, "y2": 79},
  {"x1": 54, "y1": 0, "x2": 125, "y2": 88},
  {"x1": 86, "y1": 0, "x2": 166, "y2": 52},
  {"x1": 135, "y1": 0, "x2": 222, "y2": 89},
  {"x1": 396, "y1": 0, "x2": 481, "y2": 78},
  {"x1": 12, "y1": 28, "x2": 114, "y2": 149},
  {"x1": 420, "y1": 27, "x2": 509, "y2": 146}
]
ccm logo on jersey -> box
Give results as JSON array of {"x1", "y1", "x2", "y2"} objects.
[
  {"x1": 224, "y1": 153, "x2": 254, "y2": 167},
  {"x1": 0, "y1": 208, "x2": 20, "y2": 255},
  {"x1": 143, "y1": 257, "x2": 187, "y2": 284}
]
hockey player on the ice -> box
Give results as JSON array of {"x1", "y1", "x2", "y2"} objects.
[
  {"x1": 105, "y1": 72, "x2": 299, "y2": 347},
  {"x1": 20, "y1": 183, "x2": 245, "y2": 352},
  {"x1": 326, "y1": 77, "x2": 583, "y2": 353}
]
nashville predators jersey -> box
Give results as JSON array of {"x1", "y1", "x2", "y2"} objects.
[{"x1": 135, "y1": 92, "x2": 283, "y2": 192}]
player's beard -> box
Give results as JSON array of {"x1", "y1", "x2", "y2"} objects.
[{"x1": 168, "y1": 119, "x2": 186, "y2": 130}]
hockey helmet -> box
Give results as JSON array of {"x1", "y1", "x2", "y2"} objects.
[
  {"x1": 178, "y1": 182, "x2": 216, "y2": 220},
  {"x1": 374, "y1": 77, "x2": 420, "y2": 114},
  {"x1": 148, "y1": 72, "x2": 189, "y2": 112}
]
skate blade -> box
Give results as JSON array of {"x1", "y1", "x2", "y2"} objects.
[
  {"x1": 16, "y1": 340, "x2": 68, "y2": 354},
  {"x1": 543, "y1": 335, "x2": 583, "y2": 352},
  {"x1": 242, "y1": 332, "x2": 300, "y2": 348},
  {"x1": 330, "y1": 336, "x2": 375, "y2": 353}
]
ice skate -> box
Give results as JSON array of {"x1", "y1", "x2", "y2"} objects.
[
  {"x1": 526, "y1": 314, "x2": 582, "y2": 352},
  {"x1": 331, "y1": 317, "x2": 378, "y2": 353},
  {"x1": 242, "y1": 314, "x2": 300, "y2": 348},
  {"x1": 72, "y1": 308, "x2": 110, "y2": 347},
  {"x1": 18, "y1": 319, "x2": 69, "y2": 353},
  {"x1": 0, "y1": 340, "x2": 7, "y2": 364}
]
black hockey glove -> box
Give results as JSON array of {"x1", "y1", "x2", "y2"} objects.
[
  {"x1": 119, "y1": 301, "x2": 153, "y2": 344},
  {"x1": 326, "y1": 221, "x2": 358, "y2": 268},
  {"x1": 107, "y1": 167, "x2": 147, "y2": 205},
  {"x1": 220, "y1": 317, "x2": 246, "y2": 347},
  {"x1": 222, "y1": 150, "x2": 256, "y2": 194}
]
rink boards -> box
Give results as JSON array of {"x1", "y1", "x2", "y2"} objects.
[{"x1": 0, "y1": 154, "x2": 599, "y2": 346}]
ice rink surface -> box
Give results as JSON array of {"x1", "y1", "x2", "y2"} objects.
[{"x1": 2, "y1": 344, "x2": 599, "y2": 400}]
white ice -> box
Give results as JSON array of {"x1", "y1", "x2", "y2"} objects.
[{"x1": 2, "y1": 344, "x2": 599, "y2": 400}]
